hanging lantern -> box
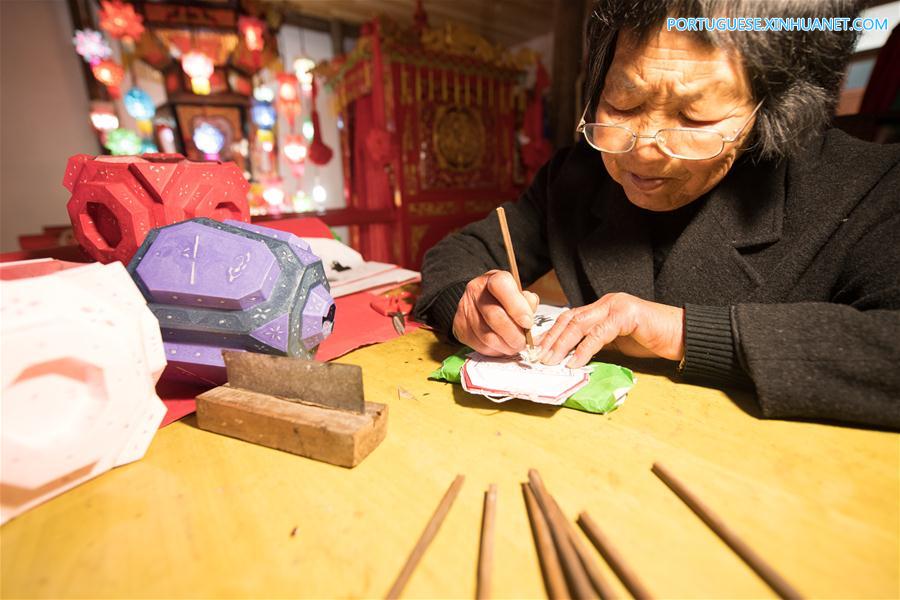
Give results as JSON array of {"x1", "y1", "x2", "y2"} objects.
[
  {"x1": 251, "y1": 100, "x2": 277, "y2": 130},
  {"x1": 301, "y1": 119, "x2": 314, "y2": 141},
  {"x1": 104, "y1": 129, "x2": 142, "y2": 155},
  {"x1": 283, "y1": 135, "x2": 307, "y2": 164},
  {"x1": 293, "y1": 57, "x2": 315, "y2": 90},
  {"x1": 193, "y1": 122, "x2": 226, "y2": 158},
  {"x1": 181, "y1": 51, "x2": 214, "y2": 96},
  {"x1": 238, "y1": 17, "x2": 266, "y2": 52},
  {"x1": 89, "y1": 102, "x2": 119, "y2": 132},
  {"x1": 262, "y1": 185, "x2": 285, "y2": 207},
  {"x1": 98, "y1": 0, "x2": 145, "y2": 42},
  {"x1": 253, "y1": 86, "x2": 274, "y2": 103},
  {"x1": 73, "y1": 29, "x2": 112, "y2": 63},
  {"x1": 91, "y1": 59, "x2": 125, "y2": 97},
  {"x1": 257, "y1": 129, "x2": 275, "y2": 153},
  {"x1": 312, "y1": 180, "x2": 327, "y2": 206},
  {"x1": 277, "y1": 74, "x2": 299, "y2": 104},
  {"x1": 123, "y1": 87, "x2": 155, "y2": 120}
]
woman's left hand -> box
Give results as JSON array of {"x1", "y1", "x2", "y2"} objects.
[{"x1": 538, "y1": 293, "x2": 684, "y2": 368}]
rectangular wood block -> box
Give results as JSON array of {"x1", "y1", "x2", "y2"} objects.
[{"x1": 195, "y1": 385, "x2": 388, "y2": 468}]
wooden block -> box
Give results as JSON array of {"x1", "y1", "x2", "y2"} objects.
[
  {"x1": 195, "y1": 385, "x2": 387, "y2": 468},
  {"x1": 223, "y1": 351, "x2": 364, "y2": 414}
]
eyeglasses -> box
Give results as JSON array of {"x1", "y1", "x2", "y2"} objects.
[{"x1": 576, "y1": 100, "x2": 763, "y2": 160}]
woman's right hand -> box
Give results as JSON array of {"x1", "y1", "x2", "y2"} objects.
[{"x1": 451, "y1": 270, "x2": 540, "y2": 356}]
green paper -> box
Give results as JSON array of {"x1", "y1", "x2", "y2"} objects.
[{"x1": 429, "y1": 348, "x2": 635, "y2": 414}]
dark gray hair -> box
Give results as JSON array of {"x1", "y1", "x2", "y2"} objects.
[{"x1": 585, "y1": 0, "x2": 861, "y2": 160}]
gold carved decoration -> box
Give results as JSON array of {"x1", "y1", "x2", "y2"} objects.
[
  {"x1": 420, "y1": 22, "x2": 534, "y2": 70},
  {"x1": 432, "y1": 106, "x2": 485, "y2": 172},
  {"x1": 408, "y1": 201, "x2": 457, "y2": 218}
]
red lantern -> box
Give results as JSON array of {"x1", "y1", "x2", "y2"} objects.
[
  {"x1": 238, "y1": 17, "x2": 266, "y2": 52},
  {"x1": 91, "y1": 59, "x2": 125, "y2": 97},
  {"x1": 277, "y1": 73, "x2": 301, "y2": 127},
  {"x1": 98, "y1": 0, "x2": 144, "y2": 41}
]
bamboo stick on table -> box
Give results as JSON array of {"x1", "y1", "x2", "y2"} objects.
[
  {"x1": 477, "y1": 484, "x2": 498, "y2": 600},
  {"x1": 386, "y1": 475, "x2": 465, "y2": 599},
  {"x1": 577, "y1": 511, "x2": 654, "y2": 600},
  {"x1": 522, "y1": 482, "x2": 568, "y2": 599},
  {"x1": 496, "y1": 207, "x2": 535, "y2": 349},
  {"x1": 544, "y1": 494, "x2": 617, "y2": 600},
  {"x1": 651, "y1": 463, "x2": 802, "y2": 600},
  {"x1": 528, "y1": 469, "x2": 597, "y2": 599}
]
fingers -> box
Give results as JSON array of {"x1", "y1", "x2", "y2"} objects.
[
  {"x1": 485, "y1": 272, "x2": 534, "y2": 329},
  {"x1": 567, "y1": 317, "x2": 621, "y2": 368},
  {"x1": 523, "y1": 290, "x2": 540, "y2": 313},
  {"x1": 542, "y1": 304, "x2": 612, "y2": 366},
  {"x1": 452, "y1": 271, "x2": 537, "y2": 356},
  {"x1": 474, "y1": 292, "x2": 526, "y2": 351}
]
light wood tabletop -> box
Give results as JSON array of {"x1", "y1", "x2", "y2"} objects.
[{"x1": 2, "y1": 329, "x2": 898, "y2": 599}]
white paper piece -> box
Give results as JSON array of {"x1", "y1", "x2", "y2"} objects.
[
  {"x1": 299, "y1": 236, "x2": 420, "y2": 297},
  {"x1": 461, "y1": 351, "x2": 592, "y2": 405},
  {"x1": 328, "y1": 265, "x2": 420, "y2": 298}
]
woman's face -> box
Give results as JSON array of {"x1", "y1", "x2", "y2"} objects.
[{"x1": 597, "y1": 28, "x2": 756, "y2": 211}]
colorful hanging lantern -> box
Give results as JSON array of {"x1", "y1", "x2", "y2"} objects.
[
  {"x1": 98, "y1": 0, "x2": 145, "y2": 42},
  {"x1": 277, "y1": 74, "x2": 299, "y2": 104},
  {"x1": 193, "y1": 122, "x2": 226, "y2": 158},
  {"x1": 283, "y1": 135, "x2": 307, "y2": 164},
  {"x1": 257, "y1": 129, "x2": 275, "y2": 153},
  {"x1": 301, "y1": 119, "x2": 314, "y2": 141},
  {"x1": 253, "y1": 86, "x2": 275, "y2": 103},
  {"x1": 293, "y1": 57, "x2": 315, "y2": 90},
  {"x1": 262, "y1": 184, "x2": 285, "y2": 207},
  {"x1": 73, "y1": 29, "x2": 112, "y2": 63},
  {"x1": 181, "y1": 51, "x2": 214, "y2": 96},
  {"x1": 312, "y1": 180, "x2": 327, "y2": 206},
  {"x1": 238, "y1": 17, "x2": 266, "y2": 52},
  {"x1": 251, "y1": 100, "x2": 277, "y2": 130},
  {"x1": 89, "y1": 102, "x2": 119, "y2": 132},
  {"x1": 104, "y1": 129, "x2": 142, "y2": 155},
  {"x1": 91, "y1": 59, "x2": 125, "y2": 98},
  {"x1": 123, "y1": 87, "x2": 155, "y2": 120}
]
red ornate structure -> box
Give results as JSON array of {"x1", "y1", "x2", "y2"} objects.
[
  {"x1": 64, "y1": 153, "x2": 250, "y2": 264},
  {"x1": 318, "y1": 16, "x2": 533, "y2": 269}
]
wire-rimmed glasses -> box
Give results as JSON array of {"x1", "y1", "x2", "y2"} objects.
[{"x1": 576, "y1": 100, "x2": 763, "y2": 160}]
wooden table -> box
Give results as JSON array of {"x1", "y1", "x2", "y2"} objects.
[{"x1": 2, "y1": 329, "x2": 898, "y2": 598}]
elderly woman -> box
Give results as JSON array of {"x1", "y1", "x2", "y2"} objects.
[{"x1": 413, "y1": 0, "x2": 900, "y2": 428}]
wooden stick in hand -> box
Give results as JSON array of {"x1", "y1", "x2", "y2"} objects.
[
  {"x1": 651, "y1": 463, "x2": 802, "y2": 600},
  {"x1": 496, "y1": 207, "x2": 535, "y2": 349},
  {"x1": 386, "y1": 475, "x2": 465, "y2": 599}
]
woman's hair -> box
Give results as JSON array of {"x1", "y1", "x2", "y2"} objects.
[{"x1": 585, "y1": 0, "x2": 862, "y2": 160}]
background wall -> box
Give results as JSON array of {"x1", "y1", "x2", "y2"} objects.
[{"x1": 1, "y1": 0, "x2": 98, "y2": 252}]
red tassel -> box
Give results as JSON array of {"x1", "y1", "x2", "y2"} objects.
[{"x1": 307, "y1": 76, "x2": 334, "y2": 166}]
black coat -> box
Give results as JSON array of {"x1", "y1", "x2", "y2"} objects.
[{"x1": 414, "y1": 129, "x2": 900, "y2": 429}]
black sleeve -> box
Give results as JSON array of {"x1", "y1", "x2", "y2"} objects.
[
  {"x1": 731, "y1": 178, "x2": 900, "y2": 429},
  {"x1": 412, "y1": 150, "x2": 564, "y2": 335}
]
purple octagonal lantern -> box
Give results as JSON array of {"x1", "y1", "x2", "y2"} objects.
[
  {"x1": 127, "y1": 218, "x2": 335, "y2": 384},
  {"x1": 135, "y1": 220, "x2": 280, "y2": 310}
]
